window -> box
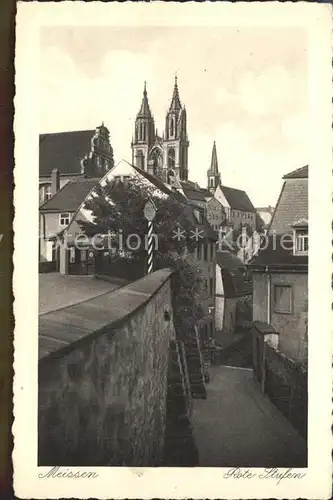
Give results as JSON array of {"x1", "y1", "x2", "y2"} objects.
[
  {"x1": 203, "y1": 244, "x2": 208, "y2": 261},
  {"x1": 45, "y1": 186, "x2": 52, "y2": 200},
  {"x1": 209, "y1": 277, "x2": 214, "y2": 296},
  {"x1": 210, "y1": 177, "x2": 214, "y2": 188},
  {"x1": 69, "y1": 247, "x2": 75, "y2": 263},
  {"x1": 59, "y1": 213, "x2": 70, "y2": 227},
  {"x1": 274, "y1": 284, "x2": 292, "y2": 314},
  {"x1": 197, "y1": 244, "x2": 202, "y2": 260},
  {"x1": 294, "y1": 230, "x2": 308, "y2": 255}
]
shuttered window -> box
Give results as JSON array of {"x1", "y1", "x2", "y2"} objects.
[{"x1": 274, "y1": 284, "x2": 292, "y2": 314}]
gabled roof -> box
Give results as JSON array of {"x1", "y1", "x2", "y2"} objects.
[
  {"x1": 39, "y1": 130, "x2": 94, "y2": 177},
  {"x1": 131, "y1": 164, "x2": 186, "y2": 202},
  {"x1": 39, "y1": 178, "x2": 98, "y2": 213},
  {"x1": 221, "y1": 185, "x2": 256, "y2": 213},
  {"x1": 283, "y1": 165, "x2": 308, "y2": 179}
]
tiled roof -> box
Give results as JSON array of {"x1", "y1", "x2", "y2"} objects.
[
  {"x1": 291, "y1": 218, "x2": 308, "y2": 228},
  {"x1": 200, "y1": 189, "x2": 213, "y2": 198},
  {"x1": 122, "y1": 163, "x2": 216, "y2": 240},
  {"x1": 131, "y1": 164, "x2": 186, "y2": 201},
  {"x1": 215, "y1": 251, "x2": 247, "y2": 297},
  {"x1": 215, "y1": 251, "x2": 246, "y2": 271},
  {"x1": 181, "y1": 186, "x2": 207, "y2": 202},
  {"x1": 39, "y1": 130, "x2": 94, "y2": 177},
  {"x1": 283, "y1": 165, "x2": 308, "y2": 179},
  {"x1": 39, "y1": 178, "x2": 98, "y2": 212},
  {"x1": 221, "y1": 185, "x2": 256, "y2": 213},
  {"x1": 221, "y1": 268, "x2": 246, "y2": 298},
  {"x1": 248, "y1": 234, "x2": 308, "y2": 270},
  {"x1": 269, "y1": 178, "x2": 308, "y2": 234}
]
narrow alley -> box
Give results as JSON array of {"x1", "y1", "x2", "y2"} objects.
[{"x1": 192, "y1": 365, "x2": 307, "y2": 468}]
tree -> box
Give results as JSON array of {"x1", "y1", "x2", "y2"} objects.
[{"x1": 80, "y1": 176, "x2": 206, "y2": 336}]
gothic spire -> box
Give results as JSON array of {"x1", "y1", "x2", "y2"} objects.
[
  {"x1": 210, "y1": 141, "x2": 219, "y2": 174},
  {"x1": 169, "y1": 74, "x2": 182, "y2": 112},
  {"x1": 137, "y1": 81, "x2": 152, "y2": 118}
]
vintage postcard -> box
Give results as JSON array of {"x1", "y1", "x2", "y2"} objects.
[{"x1": 13, "y1": 1, "x2": 332, "y2": 498}]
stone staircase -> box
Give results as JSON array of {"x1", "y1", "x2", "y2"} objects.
[
  {"x1": 183, "y1": 326, "x2": 207, "y2": 399},
  {"x1": 163, "y1": 340, "x2": 198, "y2": 466}
]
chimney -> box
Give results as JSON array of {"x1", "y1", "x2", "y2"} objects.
[{"x1": 51, "y1": 168, "x2": 60, "y2": 195}]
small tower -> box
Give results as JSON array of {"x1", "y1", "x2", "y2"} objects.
[
  {"x1": 81, "y1": 123, "x2": 114, "y2": 178},
  {"x1": 162, "y1": 75, "x2": 189, "y2": 182},
  {"x1": 207, "y1": 141, "x2": 221, "y2": 193},
  {"x1": 131, "y1": 82, "x2": 155, "y2": 171}
]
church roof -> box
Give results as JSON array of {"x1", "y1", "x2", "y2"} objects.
[
  {"x1": 39, "y1": 130, "x2": 94, "y2": 177},
  {"x1": 39, "y1": 178, "x2": 98, "y2": 213},
  {"x1": 221, "y1": 185, "x2": 256, "y2": 213},
  {"x1": 137, "y1": 82, "x2": 152, "y2": 118},
  {"x1": 169, "y1": 75, "x2": 182, "y2": 112}
]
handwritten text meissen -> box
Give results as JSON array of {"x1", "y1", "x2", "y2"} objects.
[
  {"x1": 224, "y1": 467, "x2": 306, "y2": 485},
  {"x1": 38, "y1": 466, "x2": 99, "y2": 479}
]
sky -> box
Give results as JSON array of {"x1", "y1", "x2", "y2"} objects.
[{"x1": 39, "y1": 26, "x2": 309, "y2": 207}]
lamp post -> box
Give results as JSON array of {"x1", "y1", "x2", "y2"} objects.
[{"x1": 143, "y1": 199, "x2": 157, "y2": 274}]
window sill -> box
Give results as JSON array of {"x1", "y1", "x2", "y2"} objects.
[{"x1": 273, "y1": 309, "x2": 293, "y2": 315}]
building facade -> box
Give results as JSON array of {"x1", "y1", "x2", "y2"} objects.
[
  {"x1": 249, "y1": 165, "x2": 308, "y2": 362},
  {"x1": 39, "y1": 123, "x2": 114, "y2": 205},
  {"x1": 206, "y1": 142, "x2": 257, "y2": 230}
]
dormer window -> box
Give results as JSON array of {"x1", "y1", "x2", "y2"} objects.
[
  {"x1": 294, "y1": 230, "x2": 308, "y2": 254},
  {"x1": 193, "y1": 209, "x2": 203, "y2": 224},
  {"x1": 291, "y1": 218, "x2": 308, "y2": 255}
]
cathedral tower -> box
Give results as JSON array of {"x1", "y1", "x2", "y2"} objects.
[
  {"x1": 131, "y1": 76, "x2": 189, "y2": 184},
  {"x1": 131, "y1": 82, "x2": 156, "y2": 171},
  {"x1": 163, "y1": 75, "x2": 189, "y2": 182},
  {"x1": 207, "y1": 141, "x2": 221, "y2": 193}
]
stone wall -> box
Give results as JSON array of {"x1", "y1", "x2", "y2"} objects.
[
  {"x1": 252, "y1": 321, "x2": 307, "y2": 440},
  {"x1": 265, "y1": 345, "x2": 307, "y2": 439},
  {"x1": 38, "y1": 269, "x2": 178, "y2": 466}
]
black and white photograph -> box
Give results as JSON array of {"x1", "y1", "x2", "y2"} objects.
[{"x1": 13, "y1": 2, "x2": 332, "y2": 499}]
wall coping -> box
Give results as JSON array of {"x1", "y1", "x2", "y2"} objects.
[
  {"x1": 252, "y1": 320, "x2": 278, "y2": 336},
  {"x1": 39, "y1": 268, "x2": 173, "y2": 363}
]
